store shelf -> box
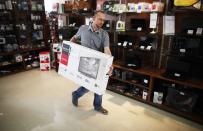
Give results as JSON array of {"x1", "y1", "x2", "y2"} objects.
[
  {"x1": 0, "y1": 0, "x2": 48, "y2": 77},
  {"x1": 105, "y1": 11, "x2": 163, "y2": 16},
  {"x1": 110, "y1": 76, "x2": 148, "y2": 89},
  {"x1": 58, "y1": 26, "x2": 79, "y2": 30},
  {"x1": 53, "y1": 11, "x2": 94, "y2": 16},
  {"x1": 0, "y1": 30, "x2": 14, "y2": 34},
  {"x1": 113, "y1": 64, "x2": 159, "y2": 76},
  {"x1": 0, "y1": 46, "x2": 49, "y2": 56},
  {"x1": 174, "y1": 33, "x2": 203, "y2": 38},
  {"x1": 0, "y1": 20, "x2": 14, "y2": 24},
  {"x1": 134, "y1": 48, "x2": 157, "y2": 53},
  {"x1": 0, "y1": 61, "x2": 23, "y2": 67},
  {"x1": 107, "y1": 86, "x2": 148, "y2": 103},
  {"x1": 149, "y1": 102, "x2": 203, "y2": 124},
  {"x1": 113, "y1": 63, "x2": 203, "y2": 89},
  {"x1": 115, "y1": 30, "x2": 148, "y2": 35},
  {"x1": 154, "y1": 74, "x2": 203, "y2": 90},
  {"x1": 30, "y1": 10, "x2": 45, "y2": 13},
  {"x1": 104, "y1": 11, "x2": 120, "y2": 16},
  {"x1": 171, "y1": 7, "x2": 203, "y2": 14},
  {"x1": 0, "y1": 9, "x2": 13, "y2": 12}
]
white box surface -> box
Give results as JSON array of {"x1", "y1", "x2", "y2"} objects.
[
  {"x1": 58, "y1": 41, "x2": 114, "y2": 95},
  {"x1": 153, "y1": 92, "x2": 163, "y2": 104}
]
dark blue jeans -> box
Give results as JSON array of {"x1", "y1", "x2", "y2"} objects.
[{"x1": 72, "y1": 86, "x2": 102, "y2": 110}]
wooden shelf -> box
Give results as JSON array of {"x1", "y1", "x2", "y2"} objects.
[
  {"x1": 174, "y1": 33, "x2": 203, "y2": 38},
  {"x1": 0, "y1": 20, "x2": 14, "y2": 24},
  {"x1": 171, "y1": 8, "x2": 203, "y2": 14},
  {"x1": 0, "y1": 61, "x2": 23, "y2": 67},
  {"x1": 113, "y1": 64, "x2": 159, "y2": 76},
  {"x1": 58, "y1": 26, "x2": 79, "y2": 30},
  {"x1": 149, "y1": 68, "x2": 203, "y2": 89},
  {"x1": 154, "y1": 74, "x2": 203, "y2": 90},
  {"x1": 53, "y1": 11, "x2": 94, "y2": 16},
  {"x1": 115, "y1": 30, "x2": 148, "y2": 35},
  {"x1": 111, "y1": 46, "x2": 157, "y2": 53},
  {"x1": 30, "y1": 10, "x2": 45, "y2": 13},
  {"x1": 32, "y1": 29, "x2": 43, "y2": 31},
  {"x1": 149, "y1": 102, "x2": 203, "y2": 124},
  {"x1": 31, "y1": 20, "x2": 44, "y2": 23},
  {"x1": 0, "y1": 9, "x2": 13, "y2": 12},
  {"x1": 0, "y1": 46, "x2": 49, "y2": 56},
  {"x1": 105, "y1": 11, "x2": 120, "y2": 16},
  {"x1": 133, "y1": 48, "x2": 157, "y2": 53},
  {"x1": 0, "y1": 30, "x2": 14, "y2": 33},
  {"x1": 107, "y1": 87, "x2": 148, "y2": 103},
  {"x1": 113, "y1": 64, "x2": 203, "y2": 89},
  {"x1": 0, "y1": 67, "x2": 40, "y2": 77},
  {"x1": 105, "y1": 11, "x2": 163, "y2": 16},
  {"x1": 110, "y1": 76, "x2": 148, "y2": 89},
  {"x1": 0, "y1": 51, "x2": 20, "y2": 56}
]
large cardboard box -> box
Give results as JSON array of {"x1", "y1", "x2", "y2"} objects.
[{"x1": 58, "y1": 41, "x2": 114, "y2": 95}]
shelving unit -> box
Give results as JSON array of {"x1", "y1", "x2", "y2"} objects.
[
  {"x1": 97, "y1": 0, "x2": 203, "y2": 124},
  {"x1": 110, "y1": 76, "x2": 148, "y2": 89},
  {"x1": 108, "y1": 86, "x2": 148, "y2": 103},
  {"x1": 49, "y1": 0, "x2": 98, "y2": 42},
  {"x1": 0, "y1": 0, "x2": 49, "y2": 77},
  {"x1": 108, "y1": 63, "x2": 203, "y2": 124}
]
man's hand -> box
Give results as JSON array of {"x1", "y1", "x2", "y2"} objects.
[
  {"x1": 107, "y1": 66, "x2": 114, "y2": 76},
  {"x1": 70, "y1": 35, "x2": 77, "y2": 43}
]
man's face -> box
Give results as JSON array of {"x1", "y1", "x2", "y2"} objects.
[{"x1": 93, "y1": 12, "x2": 105, "y2": 28}]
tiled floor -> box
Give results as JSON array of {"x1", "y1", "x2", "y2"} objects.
[{"x1": 0, "y1": 69, "x2": 202, "y2": 131}]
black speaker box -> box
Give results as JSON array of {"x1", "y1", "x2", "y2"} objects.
[
  {"x1": 166, "y1": 87, "x2": 198, "y2": 112},
  {"x1": 130, "y1": 18, "x2": 146, "y2": 31},
  {"x1": 125, "y1": 49, "x2": 141, "y2": 69},
  {"x1": 163, "y1": 59, "x2": 190, "y2": 80}
]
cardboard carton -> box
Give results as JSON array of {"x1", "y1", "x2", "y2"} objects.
[{"x1": 58, "y1": 41, "x2": 113, "y2": 95}]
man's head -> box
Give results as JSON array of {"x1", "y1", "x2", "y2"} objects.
[{"x1": 92, "y1": 10, "x2": 105, "y2": 29}]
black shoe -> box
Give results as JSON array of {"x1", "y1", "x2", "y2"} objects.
[
  {"x1": 72, "y1": 92, "x2": 78, "y2": 107},
  {"x1": 95, "y1": 107, "x2": 108, "y2": 115}
]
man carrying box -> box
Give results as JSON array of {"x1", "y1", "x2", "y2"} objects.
[{"x1": 70, "y1": 10, "x2": 113, "y2": 115}]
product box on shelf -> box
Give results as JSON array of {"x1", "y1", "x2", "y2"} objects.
[
  {"x1": 153, "y1": 91, "x2": 163, "y2": 104},
  {"x1": 58, "y1": 41, "x2": 113, "y2": 95},
  {"x1": 39, "y1": 51, "x2": 50, "y2": 71}
]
